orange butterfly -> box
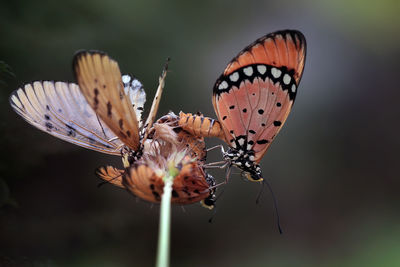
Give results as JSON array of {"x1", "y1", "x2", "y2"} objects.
[
  {"x1": 10, "y1": 51, "x2": 163, "y2": 157},
  {"x1": 10, "y1": 51, "x2": 216, "y2": 207},
  {"x1": 178, "y1": 30, "x2": 306, "y2": 182}
]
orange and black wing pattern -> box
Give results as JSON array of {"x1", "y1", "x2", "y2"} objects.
[
  {"x1": 212, "y1": 30, "x2": 306, "y2": 163},
  {"x1": 73, "y1": 51, "x2": 140, "y2": 151},
  {"x1": 96, "y1": 165, "x2": 125, "y2": 188},
  {"x1": 122, "y1": 161, "x2": 214, "y2": 205}
]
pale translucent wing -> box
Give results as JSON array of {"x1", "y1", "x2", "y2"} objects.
[
  {"x1": 73, "y1": 51, "x2": 140, "y2": 151},
  {"x1": 122, "y1": 74, "x2": 146, "y2": 128},
  {"x1": 9, "y1": 81, "x2": 123, "y2": 155},
  {"x1": 142, "y1": 60, "x2": 169, "y2": 141}
]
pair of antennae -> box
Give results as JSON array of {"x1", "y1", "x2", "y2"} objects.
[{"x1": 256, "y1": 178, "x2": 283, "y2": 234}]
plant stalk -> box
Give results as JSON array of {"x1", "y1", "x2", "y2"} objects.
[{"x1": 156, "y1": 174, "x2": 174, "y2": 267}]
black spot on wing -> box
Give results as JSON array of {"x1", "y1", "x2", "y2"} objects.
[
  {"x1": 152, "y1": 191, "x2": 161, "y2": 201},
  {"x1": 107, "y1": 102, "x2": 112, "y2": 117},
  {"x1": 94, "y1": 88, "x2": 99, "y2": 109},
  {"x1": 45, "y1": 122, "x2": 53, "y2": 131}
]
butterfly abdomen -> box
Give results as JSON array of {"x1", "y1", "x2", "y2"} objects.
[{"x1": 178, "y1": 112, "x2": 225, "y2": 140}]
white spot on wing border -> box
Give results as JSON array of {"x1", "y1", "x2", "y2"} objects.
[
  {"x1": 243, "y1": 66, "x2": 253, "y2": 76},
  {"x1": 271, "y1": 67, "x2": 282, "y2": 78},
  {"x1": 257, "y1": 65, "x2": 267, "y2": 75},
  {"x1": 283, "y1": 73, "x2": 291, "y2": 85}
]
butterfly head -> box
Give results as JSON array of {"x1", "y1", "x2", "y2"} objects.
[{"x1": 243, "y1": 167, "x2": 263, "y2": 182}]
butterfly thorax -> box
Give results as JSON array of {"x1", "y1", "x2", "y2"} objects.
[
  {"x1": 224, "y1": 147, "x2": 262, "y2": 182},
  {"x1": 121, "y1": 145, "x2": 144, "y2": 168}
]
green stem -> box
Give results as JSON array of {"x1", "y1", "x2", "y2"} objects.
[{"x1": 156, "y1": 174, "x2": 173, "y2": 267}]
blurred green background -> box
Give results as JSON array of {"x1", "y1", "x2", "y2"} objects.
[{"x1": 1, "y1": 0, "x2": 399, "y2": 266}]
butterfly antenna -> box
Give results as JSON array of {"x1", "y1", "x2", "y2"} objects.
[
  {"x1": 208, "y1": 191, "x2": 224, "y2": 223},
  {"x1": 208, "y1": 171, "x2": 230, "y2": 223},
  {"x1": 256, "y1": 180, "x2": 265, "y2": 204},
  {"x1": 208, "y1": 206, "x2": 218, "y2": 223},
  {"x1": 97, "y1": 180, "x2": 108, "y2": 188},
  {"x1": 262, "y1": 179, "x2": 283, "y2": 234},
  {"x1": 180, "y1": 205, "x2": 186, "y2": 213}
]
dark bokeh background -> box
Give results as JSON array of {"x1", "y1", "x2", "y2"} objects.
[{"x1": 1, "y1": 0, "x2": 399, "y2": 266}]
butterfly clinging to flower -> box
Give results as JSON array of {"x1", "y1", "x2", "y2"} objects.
[
  {"x1": 97, "y1": 112, "x2": 216, "y2": 208},
  {"x1": 179, "y1": 30, "x2": 306, "y2": 182},
  {"x1": 9, "y1": 51, "x2": 216, "y2": 207},
  {"x1": 9, "y1": 51, "x2": 161, "y2": 159}
]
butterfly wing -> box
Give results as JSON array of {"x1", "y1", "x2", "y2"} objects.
[
  {"x1": 141, "y1": 60, "x2": 169, "y2": 142},
  {"x1": 122, "y1": 74, "x2": 146, "y2": 129},
  {"x1": 73, "y1": 51, "x2": 140, "y2": 151},
  {"x1": 171, "y1": 161, "x2": 213, "y2": 204},
  {"x1": 123, "y1": 164, "x2": 165, "y2": 203},
  {"x1": 212, "y1": 30, "x2": 306, "y2": 163},
  {"x1": 96, "y1": 165, "x2": 125, "y2": 188},
  {"x1": 10, "y1": 81, "x2": 124, "y2": 155},
  {"x1": 123, "y1": 162, "x2": 213, "y2": 205}
]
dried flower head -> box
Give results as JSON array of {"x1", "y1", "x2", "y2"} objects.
[{"x1": 97, "y1": 115, "x2": 216, "y2": 208}]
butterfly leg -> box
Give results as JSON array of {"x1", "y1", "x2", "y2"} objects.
[
  {"x1": 206, "y1": 144, "x2": 225, "y2": 153},
  {"x1": 203, "y1": 160, "x2": 228, "y2": 168},
  {"x1": 202, "y1": 145, "x2": 229, "y2": 168},
  {"x1": 207, "y1": 164, "x2": 232, "y2": 190}
]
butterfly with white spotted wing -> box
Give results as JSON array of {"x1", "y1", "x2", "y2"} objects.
[
  {"x1": 10, "y1": 51, "x2": 167, "y2": 159},
  {"x1": 178, "y1": 30, "x2": 306, "y2": 182}
]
